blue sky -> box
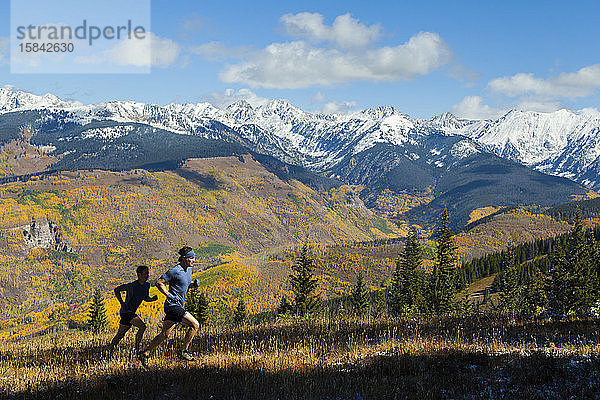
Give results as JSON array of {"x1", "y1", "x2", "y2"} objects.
[{"x1": 1, "y1": 0, "x2": 599, "y2": 119}]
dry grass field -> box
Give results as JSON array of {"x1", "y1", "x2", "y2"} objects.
[{"x1": 2, "y1": 315, "x2": 600, "y2": 399}]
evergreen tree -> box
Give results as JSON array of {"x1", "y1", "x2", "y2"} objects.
[
  {"x1": 524, "y1": 266, "x2": 548, "y2": 318},
  {"x1": 567, "y1": 210, "x2": 598, "y2": 314},
  {"x1": 498, "y1": 246, "x2": 522, "y2": 313},
  {"x1": 276, "y1": 296, "x2": 292, "y2": 316},
  {"x1": 403, "y1": 227, "x2": 426, "y2": 314},
  {"x1": 549, "y1": 209, "x2": 598, "y2": 317},
  {"x1": 88, "y1": 288, "x2": 107, "y2": 333},
  {"x1": 549, "y1": 244, "x2": 571, "y2": 316},
  {"x1": 196, "y1": 292, "x2": 209, "y2": 325},
  {"x1": 351, "y1": 271, "x2": 370, "y2": 317},
  {"x1": 185, "y1": 287, "x2": 199, "y2": 315},
  {"x1": 289, "y1": 245, "x2": 321, "y2": 318},
  {"x1": 391, "y1": 227, "x2": 425, "y2": 315},
  {"x1": 389, "y1": 257, "x2": 406, "y2": 316},
  {"x1": 186, "y1": 288, "x2": 209, "y2": 325},
  {"x1": 429, "y1": 209, "x2": 458, "y2": 314},
  {"x1": 233, "y1": 297, "x2": 247, "y2": 324},
  {"x1": 372, "y1": 288, "x2": 387, "y2": 318}
]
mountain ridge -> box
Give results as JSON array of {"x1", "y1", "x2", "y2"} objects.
[{"x1": 0, "y1": 87, "x2": 594, "y2": 227}]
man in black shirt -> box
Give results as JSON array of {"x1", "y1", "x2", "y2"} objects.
[{"x1": 107, "y1": 265, "x2": 158, "y2": 352}]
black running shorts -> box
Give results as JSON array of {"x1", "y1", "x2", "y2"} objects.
[
  {"x1": 119, "y1": 312, "x2": 138, "y2": 326},
  {"x1": 164, "y1": 305, "x2": 187, "y2": 322}
]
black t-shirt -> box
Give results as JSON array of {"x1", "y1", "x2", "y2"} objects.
[{"x1": 116, "y1": 281, "x2": 150, "y2": 315}]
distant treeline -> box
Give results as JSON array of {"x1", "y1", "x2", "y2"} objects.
[
  {"x1": 457, "y1": 234, "x2": 566, "y2": 285},
  {"x1": 546, "y1": 197, "x2": 600, "y2": 221},
  {"x1": 458, "y1": 225, "x2": 600, "y2": 286},
  {"x1": 339, "y1": 237, "x2": 404, "y2": 248}
]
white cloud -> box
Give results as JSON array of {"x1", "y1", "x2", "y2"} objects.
[
  {"x1": 321, "y1": 100, "x2": 356, "y2": 114},
  {"x1": 189, "y1": 41, "x2": 251, "y2": 61},
  {"x1": 0, "y1": 37, "x2": 8, "y2": 65},
  {"x1": 451, "y1": 96, "x2": 505, "y2": 120},
  {"x1": 202, "y1": 88, "x2": 269, "y2": 108},
  {"x1": 107, "y1": 32, "x2": 180, "y2": 67},
  {"x1": 219, "y1": 32, "x2": 452, "y2": 88},
  {"x1": 310, "y1": 91, "x2": 326, "y2": 103},
  {"x1": 578, "y1": 107, "x2": 600, "y2": 117},
  {"x1": 280, "y1": 12, "x2": 381, "y2": 49},
  {"x1": 489, "y1": 64, "x2": 600, "y2": 99}
]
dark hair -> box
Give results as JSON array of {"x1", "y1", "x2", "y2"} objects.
[
  {"x1": 136, "y1": 265, "x2": 149, "y2": 274},
  {"x1": 178, "y1": 246, "x2": 193, "y2": 263}
]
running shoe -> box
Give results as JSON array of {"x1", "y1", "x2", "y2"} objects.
[
  {"x1": 138, "y1": 352, "x2": 150, "y2": 368},
  {"x1": 178, "y1": 350, "x2": 196, "y2": 361}
]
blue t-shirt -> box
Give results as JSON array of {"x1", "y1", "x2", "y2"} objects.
[{"x1": 160, "y1": 264, "x2": 193, "y2": 309}]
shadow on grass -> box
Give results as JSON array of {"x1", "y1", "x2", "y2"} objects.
[
  {"x1": 5, "y1": 317, "x2": 600, "y2": 399},
  {"x1": 6, "y1": 349, "x2": 600, "y2": 400},
  {"x1": 5, "y1": 317, "x2": 600, "y2": 369}
]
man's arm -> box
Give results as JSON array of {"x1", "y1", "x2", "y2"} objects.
[
  {"x1": 155, "y1": 278, "x2": 171, "y2": 298},
  {"x1": 114, "y1": 284, "x2": 127, "y2": 305},
  {"x1": 187, "y1": 279, "x2": 200, "y2": 292}
]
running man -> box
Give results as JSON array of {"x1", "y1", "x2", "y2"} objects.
[
  {"x1": 139, "y1": 246, "x2": 200, "y2": 366},
  {"x1": 107, "y1": 265, "x2": 158, "y2": 352}
]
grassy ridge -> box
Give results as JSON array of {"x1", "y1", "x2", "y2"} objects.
[{"x1": 2, "y1": 315, "x2": 600, "y2": 399}]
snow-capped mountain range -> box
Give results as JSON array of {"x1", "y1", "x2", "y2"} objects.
[
  {"x1": 0, "y1": 87, "x2": 595, "y2": 226},
  {"x1": 0, "y1": 87, "x2": 428, "y2": 171},
  {"x1": 1, "y1": 86, "x2": 599, "y2": 191},
  {"x1": 424, "y1": 109, "x2": 600, "y2": 189}
]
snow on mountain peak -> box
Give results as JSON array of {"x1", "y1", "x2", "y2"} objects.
[
  {"x1": 225, "y1": 100, "x2": 256, "y2": 122},
  {"x1": 430, "y1": 107, "x2": 600, "y2": 189},
  {"x1": 355, "y1": 106, "x2": 406, "y2": 121},
  {"x1": 6, "y1": 87, "x2": 600, "y2": 190},
  {"x1": 0, "y1": 87, "x2": 81, "y2": 113}
]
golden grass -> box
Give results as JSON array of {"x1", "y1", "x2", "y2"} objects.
[{"x1": 2, "y1": 315, "x2": 600, "y2": 399}]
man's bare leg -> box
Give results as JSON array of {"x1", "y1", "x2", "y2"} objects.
[
  {"x1": 141, "y1": 320, "x2": 177, "y2": 357},
  {"x1": 107, "y1": 324, "x2": 130, "y2": 351},
  {"x1": 180, "y1": 313, "x2": 200, "y2": 352},
  {"x1": 130, "y1": 317, "x2": 147, "y2": 352}
]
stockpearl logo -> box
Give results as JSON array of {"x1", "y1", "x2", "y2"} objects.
[{"x1": 10, "y1": 0, "x2": 151, "y2": 74}]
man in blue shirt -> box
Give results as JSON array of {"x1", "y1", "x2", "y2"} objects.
[
  {"x1": 139, "y1": 246, "x2": 201, "y2": 365},
  {"x1": 107, "y1": 265, "x2": 158, "y2": 352}
]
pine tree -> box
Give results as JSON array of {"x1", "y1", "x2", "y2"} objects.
[
  {"x1": 351, "y1": 271, "x2": 370, "y2": 317},
  {"x1": 88, "y1": 288, "x2": 107, "y2": 333},
  {"x1": 373, "y1": 288, "x2": 387, "y2": 318},
  {"x1": 524, "y1": 266, "x2": 548, "y2": 318},
  {"x1": 549, "y1": 244, "x2": 571, "y2": 316},
  {"x1": 429, "y1": 209, "x2": 458, "y2": 314},
  {"x1": 186, "y1": 288, "x2": 209, "y2": 325},
  {"x1": 498, "y1": 246, "x2": 522, "y2": 313},
  {"x1": 196, "y1": 292, "x2": 209, "y2": 325},
  {"x1": 389, "y1": 257, "x2": 406, "y2": 316},
  {"x1": 549, "y1": 209, "x2": 598, "y2": 317},
  {"x1": 185, "y1": 287, "x2": 199, "y2": 316},
  {"x1": 233, "y1": 297, "x2": 247, "y2": 324},
  {"x1": 276, "y1": 296, "x2": 292, "y2": 316},
  {"x1": 391, "y1": 227, "x2": 425, "y2": 315},
  {"x1": 289, "y1": 245, "x2": 321, "y2": 318},
  {"x1": 403, "y1": 227, "x2": 425, "y2": 314},
  {"x1": 567, "y1": 210, "x2": 598, "y2": 315}
]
